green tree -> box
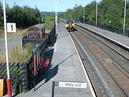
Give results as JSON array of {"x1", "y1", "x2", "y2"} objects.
[
  {"x1": 7, "y1": 5, "x2": 41, "y2": 28},
  {"x1": 63, "y1": 0, "x2": 129, "y2": 28},
  {"x1": 65, "y1": 5, "x2": 84, "y2": 21},
  {"x1": 0, "y1": 1, "x2": 3, "y2": 29},
  {"x1": 98, "y1": 0, "x2": 123, "y2": 27},
  {"x1": 85, "y1": 1, "x2": 96, "y2": 23}
]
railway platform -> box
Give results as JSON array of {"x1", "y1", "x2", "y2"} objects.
[
  {"x1": 76, "y1": 23, "x2": 129, "y2": 49},
  {"x1": 13, "y1": 23, "x2": 95, "y2": 97}
]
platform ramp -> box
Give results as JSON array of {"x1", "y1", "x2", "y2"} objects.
[{"x1": 15, "y1": 23, "x2": 95, "y2": 97}]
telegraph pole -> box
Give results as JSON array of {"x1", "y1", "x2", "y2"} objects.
[
  {"x1": 83, "y1": 5, "x2": 85, "y2": 23},
  {"x1": 2, "y1": 0, "x2": 12, "y2": 97},
  {"x1": 96, "y1": 0, "x2": 98, "y2": 27},
  {"x1": 123, "y1": 0, "x2": 127, "y2": 36}
]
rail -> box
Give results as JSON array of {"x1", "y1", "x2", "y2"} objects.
[{"x1": 76, "y1": 24, "x2": 129, "y2": 51}]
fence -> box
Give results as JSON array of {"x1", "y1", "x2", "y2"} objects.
[
  {"x1": 0, "y1": 40, "x2": 47, "y2": 93},
  {"x1": 0, "y1": 26, "x2": 56, "y2": 94},
  {"x1": 47, "y1": 27, "x2": 56, "y2": 46},
  {"x1": 83, "y1": 21, "x2": 129, "y2": 37},
  {"x1": 0, "y1": 63, "x2": 27, "y2": 93}
]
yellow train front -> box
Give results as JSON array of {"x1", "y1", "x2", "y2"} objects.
[
  {"x1": 60, "y1": 18, "x2": 75, "y2": 32},
  {"x1": 65, "y1": 20, "x2": 75, "y2": 32}
]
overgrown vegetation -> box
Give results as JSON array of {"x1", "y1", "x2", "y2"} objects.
[
  {"x1": 63, "y1": 0, "x2": 129, "y2": 28},
  {"x1": 9, "y1": 44, "x2": 33, "y2": 63},
  {"x1": 0, "y1": 44, "x2": 33, "y2": 63},
  {"x1": 0, "y1": 52, "x2": 6, "y2": 63},
  {"x1": 44, "y1": 16, "x2": 54, "y2": 30}
]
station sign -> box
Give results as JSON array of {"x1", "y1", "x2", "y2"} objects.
[
  {"x1": 59, "y1": 81, "x2": 87, "y2": 88},
  {"x1": 7, "y1": 23, "x2": 16, "y2": 33}
]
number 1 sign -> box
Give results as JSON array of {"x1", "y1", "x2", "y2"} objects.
[{"x1": 7, "y1": 23, "x2": 16, "y2": 33}]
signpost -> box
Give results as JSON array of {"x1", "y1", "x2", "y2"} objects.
[
  {"x1": 2, "y1": 0, "x2": 12, "y2": 97},
  {"x1": 7, "y1": 23, "x2": 16, "y2": 33}
]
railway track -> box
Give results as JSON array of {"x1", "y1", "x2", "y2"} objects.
[{"x1": 70, "y1": 25, "x2": 129, "y2": 97}]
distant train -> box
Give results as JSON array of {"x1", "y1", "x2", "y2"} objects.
[{"x1": 60, "y1": 18, "x2": 75, "y2": 32}]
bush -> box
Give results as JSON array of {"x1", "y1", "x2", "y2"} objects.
[{"x1": 44, "y1": 16, "x2": 54, "y2": 30}]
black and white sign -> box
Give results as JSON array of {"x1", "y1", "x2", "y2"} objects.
[
  {"x1": 7, "y1": 23, "x2": 16, "y2": 32},
  {"x1": 59, "y1": 81, "x2": 87, "y2": 88}
]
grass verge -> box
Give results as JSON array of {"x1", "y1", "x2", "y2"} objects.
[{"x1": 0, "y1": 44, "x2": 33, "y2": 63}]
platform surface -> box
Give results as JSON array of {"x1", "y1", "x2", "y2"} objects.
[
  {"x1": 14, "y1": 23, "x2": 95, "y2": 97},
  {"x1": 77, "y1": 23, "x2": 129, "y2": 47}
]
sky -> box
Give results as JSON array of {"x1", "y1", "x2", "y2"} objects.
[{"x1": 6, "y1": 0, "x2": 101, "y2": 12}]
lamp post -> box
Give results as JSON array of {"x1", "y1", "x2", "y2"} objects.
[
  {"x1": 55, "y1": 0, "x2": 58, "y2": 35},
  {"x1": 2, "y1": 0, "x2": 12, "y2": 97},
  {"x1": 96, "y1": 0, "x2": 98, "y2": 27},
  {"x1": 123, "y1": 0, "x2": 127, "y2": 36},
  {"x1": 83, "y1": 16, "x2": 85, "y2": 23},
  {"x1": 109, "y1": 21, "x2": 112, "y2": 24},
  {"x1": 83, "y1": 2, "x2": 85, "y2": 23}
]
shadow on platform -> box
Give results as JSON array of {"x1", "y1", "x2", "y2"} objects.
[
  {"x1": 34, "y1": 52, "x2": 76, "y2": 91},
  {"x1": 45, "y1": 64, "x2": 59, "y2": 83},
  {"x1": 34, "y1": 48, "x2": 55, "y2": 91},
  {"x1": 56, "y1": 52, "x2": 76, "y2": 66}
]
